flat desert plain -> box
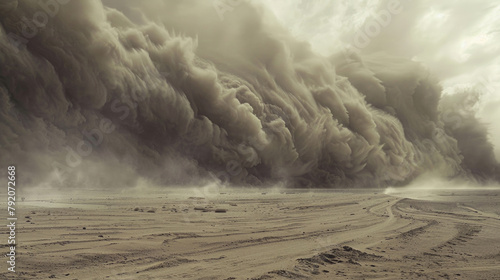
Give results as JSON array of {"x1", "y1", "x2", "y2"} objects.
[{"x1": 2, "y1": 187, "x2": 500, "y2": 279}]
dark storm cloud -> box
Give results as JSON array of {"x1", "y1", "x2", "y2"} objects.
[{"x1": 0, "y1": 0, "x2": 498, "y2": 189}]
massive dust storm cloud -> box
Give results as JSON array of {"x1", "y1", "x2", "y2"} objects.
[{"x1": 0, "y1": 0, "x2": 498, "y2": 189}]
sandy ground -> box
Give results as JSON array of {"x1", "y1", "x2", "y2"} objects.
[{"x1": 2, "y1": 187, "x2": 500, "y2": 280}]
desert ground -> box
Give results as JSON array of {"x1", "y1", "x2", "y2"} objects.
[{"x1": 2, "y1": 186, "x2": 500, "y2": 280}]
